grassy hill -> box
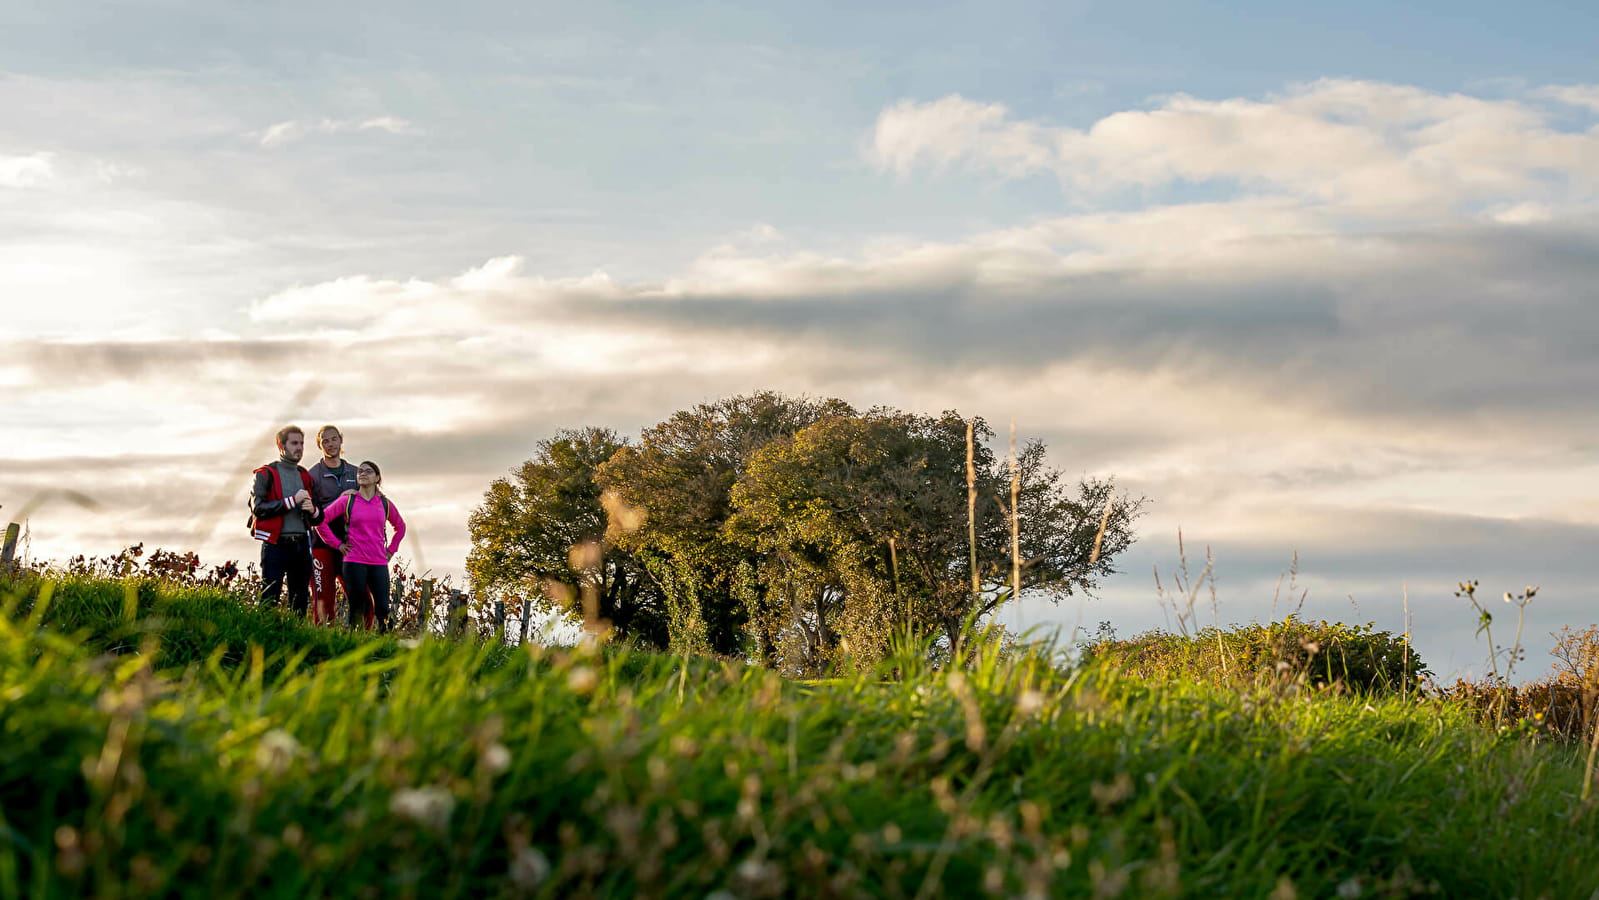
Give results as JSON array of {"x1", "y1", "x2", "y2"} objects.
[{"x1": 3, "y1": 570, "x2": 1598, "y2": 898}]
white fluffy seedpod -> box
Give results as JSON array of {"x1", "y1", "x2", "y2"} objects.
[{"x1": 389, "y1": 786, "x2": 456, "y2": 834}]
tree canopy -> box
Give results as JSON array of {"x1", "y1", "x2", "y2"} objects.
[
  {"x1": 467, "y1": 393, "x2": 1145, "y2": 671},
  {"x1": 466, "y1": 427, "x2": 667, "y2": 647}
]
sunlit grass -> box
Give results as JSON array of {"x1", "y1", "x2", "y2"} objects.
[{"x1": 3, "y1": 571, "x2": 1598, "y2": 898}]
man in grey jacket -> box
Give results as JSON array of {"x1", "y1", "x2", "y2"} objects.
[
  {"x1": 251, "y1": 425, "x2": 325, "y2": 616},
  {"x1": 307, "y1": 424, "x2": 360, "y2": 625}
]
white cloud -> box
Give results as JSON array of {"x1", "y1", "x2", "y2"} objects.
[
  {"x1": 1536, "y1": 84, "x2": 1599, "y2": 113},
  {"x1": 872, "y1": 95, "x2": 1051, "y2": 179},
  {"x1": 256, "y1": 116, "x2": 422, "y2": 147},
  {"x1": 870, "y1": 80, "x2": 1599, "y2": 212},
  {"x1": 0, "y1": 151, "x2": 55, "y2": 187},
  {"x1": 357, "y1": 116, "x2": 420, "y2": 135},
  {"x1": 247, "y1": 256, "x2": 621, "y2": 337}
]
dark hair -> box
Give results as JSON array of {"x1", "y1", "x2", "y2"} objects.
[
  {"x1": 316, "y1": 424, "x2": 342, "y2": 444},
  {"x1": 359, "y1": 460, "x2": 383, "y2": 490},
  {"x1": 275, "y1": 425, "x2": 304, "y2": 449}
]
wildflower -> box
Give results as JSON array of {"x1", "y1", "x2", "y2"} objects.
[
  {"x1": 481, "y1": 742, "x2": 512, "y2": 775},
  {"x1": 509, "y1": 845, "x2": 550, "y2": 888},
  {"x1": 735, "y1": 856, "x2": 781, "y2": 892},
  {"x1": 1017, "y1": 689, "x2": 1045, "y2": 716},
  {"x1": 567, "y1": 665, "x2": 598, "y2": 693},
  {"x1": 390, "y1": 786, "x2": 455, "y2": 834},
  {"x1": 255, "y1": 729, "x2": 303, "y2": 775}
]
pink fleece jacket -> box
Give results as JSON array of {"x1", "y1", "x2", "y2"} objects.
[{"x1": 315, "y1": 492, "x2": 406, "y2": 565}]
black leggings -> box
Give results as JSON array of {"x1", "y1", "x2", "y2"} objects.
[{"x1": 342, "y1": 561, "x2": 390, "y2": 632}]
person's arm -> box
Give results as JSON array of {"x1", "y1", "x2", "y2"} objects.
[
  {"x1": 384, "y1": 501, "x2": 407, "y2": 558},
  {"x1": 300, "y1": 473, "x2": 326, "y2": 525},
  {"x1": 250, "y1": 469, "x2": 297, "y2": 520},
  {"x1": 314, "y1": 496, "x2": 346, "y2": 549}
]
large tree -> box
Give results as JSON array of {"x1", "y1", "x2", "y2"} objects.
[
  {"x1": 466, "y1": 427, "x2": 667, "y2": 647},
  {"x1": 593, "y1": 391, "x2": 854, "y2": 657},
  {"x1": 727, "y1": 410, "x2": 1144, "y2": 671}
]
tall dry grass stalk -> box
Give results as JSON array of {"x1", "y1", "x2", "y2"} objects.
[
  {"x1": 1009, "y1": 419, "x2": 1020, "y2": 607},
  {"x1": 1088, "y1": 492, "x2": 1114, "y2": 567},
  {"x1": 966, "y1": 420, "x2": 978, "y2": 601},
  {"x1": 889, "y1": 537, "x2": 904, "y2": 623},
  {"x1": 1402, "y1": 581, "x2": 1411, "y2": 703}
]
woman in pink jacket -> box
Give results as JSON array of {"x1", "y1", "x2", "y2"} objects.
[{"x1": 315, "y1": 461, "x2": 407, "y2": 631}]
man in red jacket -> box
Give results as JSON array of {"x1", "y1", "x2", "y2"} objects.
[{"x1": 250, "y1": 425, "x2": 325, "y2": 617}]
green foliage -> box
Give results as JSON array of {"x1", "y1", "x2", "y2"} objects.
[
  {"x1": 595, "y1": 391, "x2": 857, "y2": 658},
  {"x1": 466, "y1": 428, "x2": 667, "y2": 647},
  {"x1": 14, "y1": 571, "x2": 387, "y2": 674},
  {"x1": 5, "y1": 571, "x2": 1599, "y2": 898},
  {"x1": 727, "y1": 409, "x2": 1143, "y2": 674},
  {"x1": 1081, "y1": 618, "x2": 1429, "y2": 695},
  {"x1": 473, "y1": 391, "x2": 1147, "y2": 672}
]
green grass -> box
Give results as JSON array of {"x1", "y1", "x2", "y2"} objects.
[{"x1": 3, "y1": 571, "x2": 1598, "y2": 898}]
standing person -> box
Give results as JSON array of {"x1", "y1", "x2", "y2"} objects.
[
  {"x1": 316, "y1": 461, "x2": 407, "y2": 632},
  {"x1": 250, "y1": 426, "x2": 324, "y2": 617},
  {"x1": 307, "y1": 425, "x2": 360, "y2": 626}
]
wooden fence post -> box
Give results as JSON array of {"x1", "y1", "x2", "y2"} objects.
[
  {"x1": 1, "y1": 523, "x2": 19, "y2": 566},
  {"x1": 418, "y1": 579, "x2": 434, "y2": 632},
  {"x1": 447, "y1": 589, "x2": 467, "y2": 637}
]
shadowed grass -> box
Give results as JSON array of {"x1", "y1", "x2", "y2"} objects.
[{"x1": 3, "y1": 571, "x2": 1598, "y2": 898}]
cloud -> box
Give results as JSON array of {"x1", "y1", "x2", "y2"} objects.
[
  {"x1": 256, "y1": 116, "x2": 422, "y2": 147},
  {"x1": 872, "y1": 95, "x2": 1052, "y2": 179},
  {"x1": 870, "y1": 80, "x2": 1599, "y2": 212},
  {"x1": 78, "y1": 195, "x2": 1588, "y2": 443},
  {"x1": 1537, "y1": 84, "x2": 1599, "y2": 113},
  {"x1": 0, "y1": 152, "x2": 55, "y2": 187},
  {"x1": 7, "y1": 338, "x2": 318, "y2": 383}
]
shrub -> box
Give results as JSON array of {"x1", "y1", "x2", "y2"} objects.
[
  {"x1": 1437, "y1": 624, "x2": 1599, "y2": 740},
  {"x1": 1079, "y1": 618, "x2": 1427, "y2": 695},
  {"x1": 1435, "y1": 677, "x2": 1589, "y2": 738}
]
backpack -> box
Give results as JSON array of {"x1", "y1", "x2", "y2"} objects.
[{"x1": 336, "y1": 492, "x2": 391, "y2": 540}]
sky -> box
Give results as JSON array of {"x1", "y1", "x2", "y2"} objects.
[{"x1": 4, "y1": 0, "x2": 1599, "y2": 679}]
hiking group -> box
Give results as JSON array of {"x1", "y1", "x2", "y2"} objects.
[{"x1": 249, "y1": 425, "x2": 407, "y2": 631}]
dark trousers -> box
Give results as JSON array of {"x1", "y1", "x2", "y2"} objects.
[
  {"x1": 260, "y1": 535, "x2": 313, "y2": 616},
  {"x1": 343, "y1": 561, "x2": 390, "y2": 632}
]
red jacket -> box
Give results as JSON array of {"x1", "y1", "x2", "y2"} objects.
[{"x1": 250, "y1": 463, "x2": 319, "y2": 544}]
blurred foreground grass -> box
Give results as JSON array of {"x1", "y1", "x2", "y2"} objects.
[{"x1": 3, "y1": 571, "x2": 1598, "y2": 899}]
